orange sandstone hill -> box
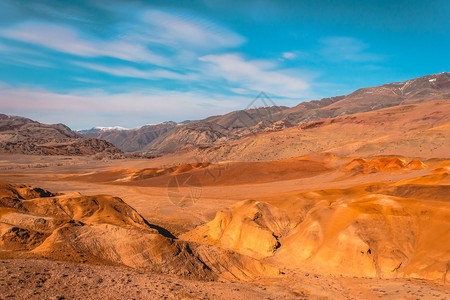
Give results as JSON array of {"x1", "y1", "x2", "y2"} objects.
[
  {"x1": 181, "y1": 163, "x2": 450, "y2": 282},
  {"x1": 0, "y1": 182, "x2": 279, "y2": 281}
]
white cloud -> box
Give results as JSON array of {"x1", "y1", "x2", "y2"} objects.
[
  {"x1": 320, "y1": 37, "x2": 383, "y2": 63},
  {"x1": 199, "y1": 53, "x2": 309, "y2": 98},
  {"x1": 0, "y1": 8, "x2": 247, "y2": 70},
  {"x1": 282, "y1": 52, "x2": 296, "y2": 59},
  {"x1": 139, "y1": 9, "x2": 245, "y2": 51},
  {"x1": 71, "y1": 77, "x2": 104, "y2": 84},
  {"x1": 229, "y1": 87, "x2": 249, "y2": 94},
  {"x1": 0, "y1": 21, "x2": 171, "y2": 66},
  {"x1": 1, "y1": 56, "x2": 54, "y2": 68},
  {"x1": 0, "y1": 7, "x2": 318, "y2": 126},
  {"x1": 74, "y1": 62, "x2": 198, "y2": 81},
  {"x1": 0, "y1": 40, "x2": 46, "y2": 57},
  {"x1": 0, "y1": 41, "x2": 54, "y2": 68},
  {"x1": 0, "y1": 41, "x2": 12, "y2": 52}
]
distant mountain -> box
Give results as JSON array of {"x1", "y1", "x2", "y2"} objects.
[
  {"x1": 75, "y1": 126, "x2": 128, "y2": 135},
  {"x1": 0, "y1": 114, "x2": 122, "y2": 156},
  {"x1": 283, "y1": 72, "x2": 450, "y2": 124},
  {"x1": 186, "y1": 98, "x2": 450, "y2": 162},
  {"x1": 149, "y1": 72, "x2": 450, "y2": 155},
  {"x1": 0, "y1": 114, "x2": 79, "y2": 139},
  {"x1": 141, "y1": 106, "x2": 288, "y2": 155},
  {"x1": 77, "y1": 121, "x2": 178, "y2": 152},
  {"x1": 78, "y1": 72, "x2": 450, "y2": 155}
]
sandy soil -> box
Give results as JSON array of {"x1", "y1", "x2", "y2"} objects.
[
  {"x1": 0, "y1": 259, "x2": 280, "y2": 300},
  {"x1": 1, "y1": 259, "x2": 448, "y2": 299},
  {"x1": 1, "y1": 154, "x2": 449, "y2": 299},
  {"x1": 0, "y1": 154, "x2": 440, "y2": 232}
]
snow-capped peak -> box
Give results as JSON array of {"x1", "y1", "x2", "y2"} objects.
[
  {"x1": 93, "y1": 126, "x2": 128, "y2": 131},
  {"x1": 75, "y1": 126, "x2": 128, "y2": 134},
  {"x1": 135, "y1": 121, "x2": 176, "y2": 129}
]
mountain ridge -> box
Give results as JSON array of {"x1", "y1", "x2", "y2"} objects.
[
  {"x1": 77, "y1": 72, "x2": 449, "y2": 154},
  {"x1": 5, "y1": 72, "x2": 449, "y2": 156},
  {"x1": 0, "y1": 115, "x2": 122, "y2": 157}
]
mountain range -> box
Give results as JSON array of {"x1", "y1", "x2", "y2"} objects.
[
  {"x1": 77, "y1": 72, "x2": 450, "y2": 155},
  {"x1": 0, "y1": 114, "x2": 122, "y2": 157},
  {"x1": 1, "y1": 72, "x2": 448, "y2": 157}
]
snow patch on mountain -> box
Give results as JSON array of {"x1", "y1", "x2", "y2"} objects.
[{"x1": 94, "y1": 126, "x2": 128, "y2": 131}]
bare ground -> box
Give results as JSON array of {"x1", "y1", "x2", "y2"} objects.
[{"x1": 1, "y1": 259, "x2": 449, "y2": 299}]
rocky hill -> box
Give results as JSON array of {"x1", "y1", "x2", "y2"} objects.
[
  {"x1": 143, "y1": 72, "x2": 450, "y2": 155},
  {"x1": 283, "y1": 72, "x2": 450, "y2": 123},
  {"x1": 142, "y1": 106, "x2": 289, "y2": 155},
  {"x1": 0, "y1": 115, "x2": 122, "y2": 157},
  {"x1": 77, "y1": 72, "x2": 450, "y2": 155},
  {"x1": 75, "y1": 126, "x2": 128, "y2": 136},
  {"x1": 77, "y1": 122, "x2": 178, "y2": 152},
  {"x1": 187, "y1": 98, "x2": 450, "y2": 162}
]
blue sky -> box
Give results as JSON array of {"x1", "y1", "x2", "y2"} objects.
[{"x1": 0, "y1": 0, "x2": 448, "y2": 129}]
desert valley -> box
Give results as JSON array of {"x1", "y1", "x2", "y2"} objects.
[{"x1": 1, "y1": 72, "x2": 449, "y2": 299}]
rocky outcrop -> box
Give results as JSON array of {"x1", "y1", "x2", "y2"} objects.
[
  {"x1": 0, "y1": 138, "x2": 122, "y2": 156},
  {"x1": 181, "y1": 200, "x2": 291, "y2": 259}
]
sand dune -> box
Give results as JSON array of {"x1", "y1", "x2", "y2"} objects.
[
  {"x1": 342, "y1": 157, "x2": 429, "y2": 174},
  {"x1": 64, "y1": 159, "x2": 332, "y2": 187}
]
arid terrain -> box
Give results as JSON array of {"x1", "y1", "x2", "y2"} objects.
[{"x1": 1, "y1": 73, "x2": 449, "y2": 299}]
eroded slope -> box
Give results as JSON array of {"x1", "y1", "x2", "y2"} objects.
[
  {"x1": 182, "y1": 160, "x2": 450, "y2": 282},
  {"x1": 0, "y1": 183, "x2": 279, "y2": 281}
]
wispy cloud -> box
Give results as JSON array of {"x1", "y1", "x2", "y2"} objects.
[
  {"x1": 74, "y1": 62, "x2": 198, "y2": 81},
  {"x1": 0, "y1": 21, "x2": 171, "y2": 66},
  {"x1": 0, "y1": 8, "x2": 248, "y2": 76},
  {"x1": 139, "y1": 9, "x2": 246, "y2": 51},
  {"x1": 199, "y1": 53, "x2": 310, "y2": 98},
  {"x1": 282, "y1": 52, "x2": 296, "y2": 59},
  {"x1": 1, "y1": 56, "x2": 54, "y2": 68},
  {"x1": 0, "y1": 8, "x2": 246, "y2": 66},
  {"x1": 0, "y1": 40, "x2": 54, "y2": 68},
  {"x1": 27, "y1": 2, "x2": 93, "y2": 23},
  {"x1": 320, "y1": 37, "x2": 384, "y2": 63},
  {"x1": 0, "y1": 4, "x2": 321, "y2": 128}
]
